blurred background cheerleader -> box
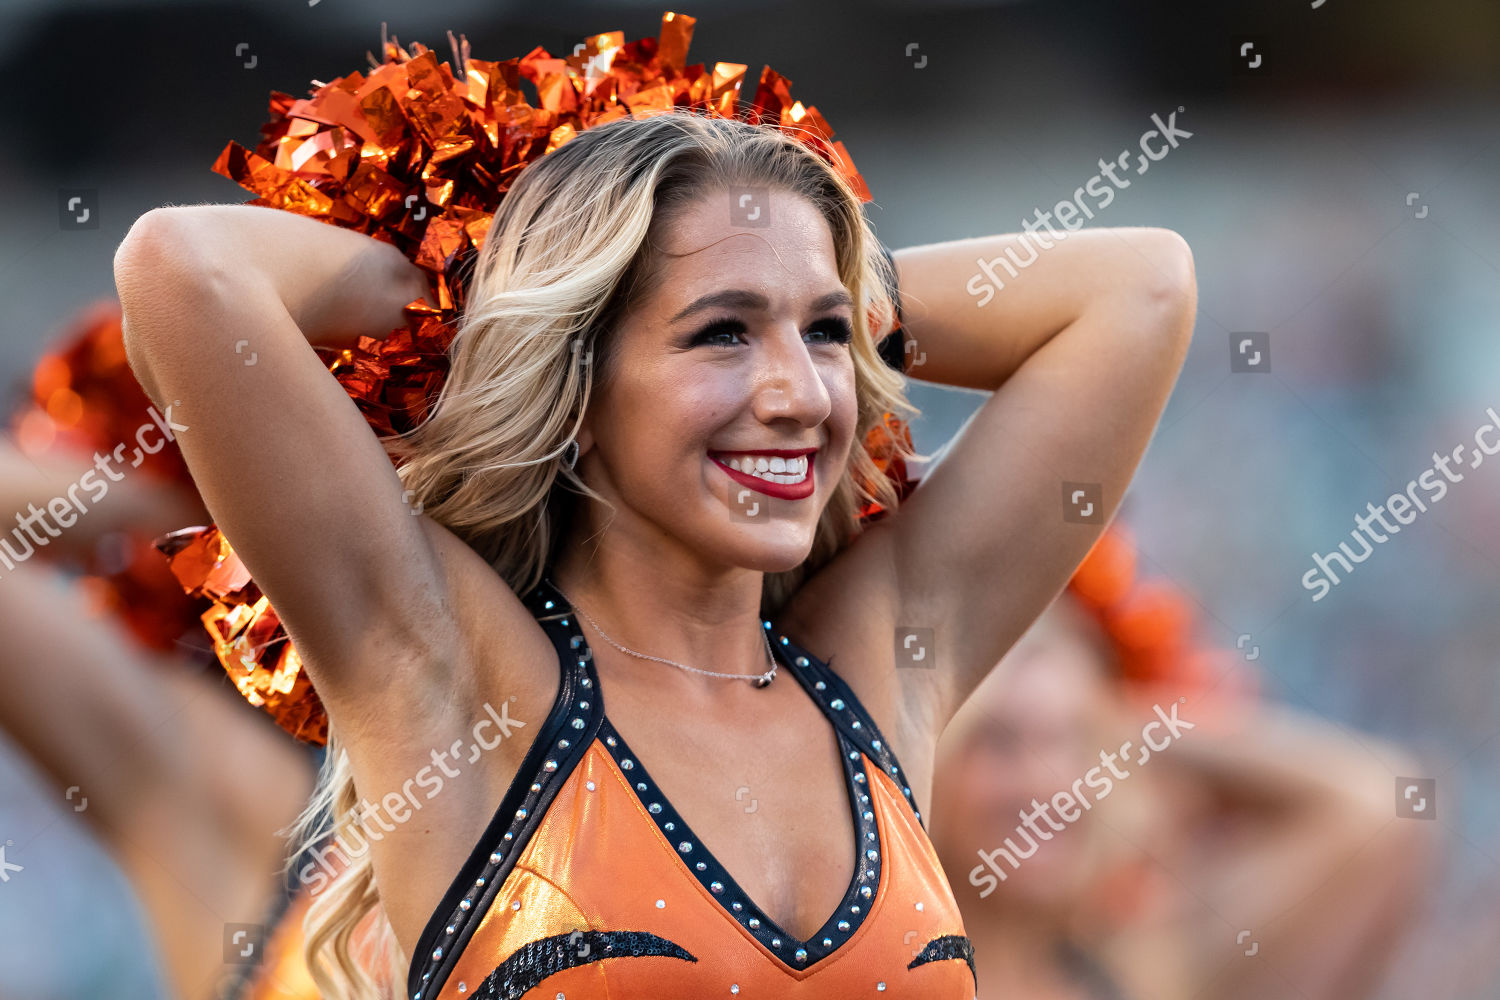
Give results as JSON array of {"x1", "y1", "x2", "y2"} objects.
[
  {"x1": 0, "y1": 302, "x2": 323, "y2": 1000},
  {"x1": 930, "y1": 522, "x2": 1440, "y2": 1000}
]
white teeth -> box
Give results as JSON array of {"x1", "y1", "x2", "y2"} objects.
[{"x1": 719, "y1": 453, "x2": 809, "y2": 484}]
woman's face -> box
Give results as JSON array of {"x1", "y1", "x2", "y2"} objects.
[
  {"x1": 575, "y1": 187, "x2": 858, "y2": 574},
  {"x1": 931, "y1": 600, "x2": 1125, "y2": 909}
]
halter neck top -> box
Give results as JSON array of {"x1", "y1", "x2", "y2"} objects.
[{"x1": 405, "y1": 577, "x2": 976, "y2": 999}]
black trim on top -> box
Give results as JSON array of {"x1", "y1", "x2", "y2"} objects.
[
  {"x1": 595, "y1": 708, "x2": 881, "y2": 967},
  {"x1": 406, "y1": 577, "x2": 933, "y2": 997},
  {"x1": 772, "y1": 632, "x2": 927, "y2": 829},
  {"x1": 539, "y1": 579, "x2": 900, "y2": 969},
  {"x1": 404, "y1": 585, "x2": 602, "y2": 1000}
]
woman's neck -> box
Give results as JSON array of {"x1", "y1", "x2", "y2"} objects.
[{"x1": 550, "y1": 530, "x2": 771, "y2": 700}]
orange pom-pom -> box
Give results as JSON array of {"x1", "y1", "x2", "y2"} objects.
[
  {"x1": 159, "y1": 12, "x2": 887, "y2": 743},
  {"x1": 1067, "y1": 524, "x2": 1253, "y2": 704}
]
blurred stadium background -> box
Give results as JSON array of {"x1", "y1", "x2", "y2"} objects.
[{"x1": 0, "y1": 0, "x2": 1496, "y2": 996}]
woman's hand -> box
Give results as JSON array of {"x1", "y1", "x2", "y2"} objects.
[{"x1": 0, "y1": 436, "x2": 207, "y2": 558}]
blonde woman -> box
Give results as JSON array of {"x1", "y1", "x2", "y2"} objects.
[{"x1": 115, "y1": 111, "x2": 1196, "y2": 999}]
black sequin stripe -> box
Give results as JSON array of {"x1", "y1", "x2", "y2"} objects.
[
  {"x1": 907, "y1": 935, "x2": 977, "y2": 988},
  {"x1": 774, "y1": 636, "x2": 926, "y2": 828},
  {"x1": 472, "y1": 930, "x2": 696, "y2": 999},
  {"x1": 405, "y1": 586, "x2": 603, "y2": 1000}
]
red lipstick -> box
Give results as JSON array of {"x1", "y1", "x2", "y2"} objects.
[{"x1": 709, "y1": 450, "x2": 816, "y2": 501}]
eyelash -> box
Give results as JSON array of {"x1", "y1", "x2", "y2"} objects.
[{"x1": 689, "y1": 316, "x2": 854, "y2": 348}]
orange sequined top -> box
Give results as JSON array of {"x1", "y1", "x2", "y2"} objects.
[{"x1": 406, "y1": 578, "x2": 976, "y2": 999}]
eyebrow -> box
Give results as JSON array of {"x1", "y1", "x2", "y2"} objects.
[{"x1": 668, "y1": 288, "x2": 855, "y2": 323}]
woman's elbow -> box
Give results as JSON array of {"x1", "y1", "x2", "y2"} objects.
[
  {"x1": 114, "y1": 208, "x2": 210, "y2": 406},
  {"x1": 1140, "y1": 227, "x2": 1196, "y2": 306},
  {"x1": 1132, "y1": 228, "x2": 1197, "y2": 343},
  {"x1": 115, "y1": 207, "x2": 196, "y2": 312}
]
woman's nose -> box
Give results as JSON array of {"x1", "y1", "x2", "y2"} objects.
[{"x1": 751, "y1": 327, "x2": 833, "y2": 424}]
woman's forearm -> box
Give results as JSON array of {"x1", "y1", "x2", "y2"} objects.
[
  {"x1": 1161, "y1": 702, "x2": 1416, "y2": 817},
  {"x1": 130, "y1": 204, "x2": 432, "y2": 350},
  {"x1": 891, "y1": 227, "x2": 1195, "y2": 391},
  {"x1": 1161, "y1": 703, "x2": 1438, "y2": 999},
  {"x1": 0, "y1": 437, "x2": 206, "y2": 555}
]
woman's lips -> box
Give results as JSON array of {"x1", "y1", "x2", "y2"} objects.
[{"x1": 709, "y1": 452, "x2": 816, "y2": 501}]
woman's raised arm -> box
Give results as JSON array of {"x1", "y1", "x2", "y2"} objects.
[
  {"x1": 1144, "y1": 704, "x2": 1437, "y2": 1000},
  {"x1": 853, "y1": 227, "x2": 1196, "y2": 734},
  {"x1": 114, "y1": 204, "x2": 461, "y2": 716}
]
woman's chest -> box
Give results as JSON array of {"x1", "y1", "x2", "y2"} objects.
[{"x1": 599, "y1": 675, "x2": 862, "y2": 942}]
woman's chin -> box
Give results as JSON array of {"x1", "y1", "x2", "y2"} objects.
[
  {"x1": 739, "y1": 539, "x2": 815, "y2": 574},
  {"x1": 715, "y1": 525, "x2": 816, "y2": 574}
]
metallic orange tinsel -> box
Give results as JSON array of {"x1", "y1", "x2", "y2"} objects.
[
  {"x1": 157, "y1": 12, "x2": 906, "y2": 744},
  {"x1": 8, "y1": 301, "x2": 206, "y2": 653}
]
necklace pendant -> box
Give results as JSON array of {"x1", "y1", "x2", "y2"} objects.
[{"x1": 754, "y1": 670, "x2": 774, "y2": 688}]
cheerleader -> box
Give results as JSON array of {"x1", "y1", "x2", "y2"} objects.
[
  {"x1": 115, "y1": 17, "x2": 1194, "y2": 999},
  {"x1": 930, "y1": 523, "x2": 1438, "y2": 999}
]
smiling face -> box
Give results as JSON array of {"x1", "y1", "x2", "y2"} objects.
[{"x1": 571, "y1": 187, "x2": 860, "y2": 576}]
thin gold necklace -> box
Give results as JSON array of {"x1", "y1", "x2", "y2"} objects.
[{"x1": 549, "y1": 580, "x2": 778, "y2": 688}]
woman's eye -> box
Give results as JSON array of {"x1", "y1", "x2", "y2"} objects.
[
  {"x1": 807, "y1": 317, "x2": 854, "y2": 345},
  {"x1": 690, "y1": 318, "x2": 747, "y2": 347},
  {"x1": 688, "y1": 316, "x2": 853, "y2": 348}
]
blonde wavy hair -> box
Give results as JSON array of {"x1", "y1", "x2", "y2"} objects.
[{"x1": 288, "y1": 108, "x2": 922, "y2": 999}]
